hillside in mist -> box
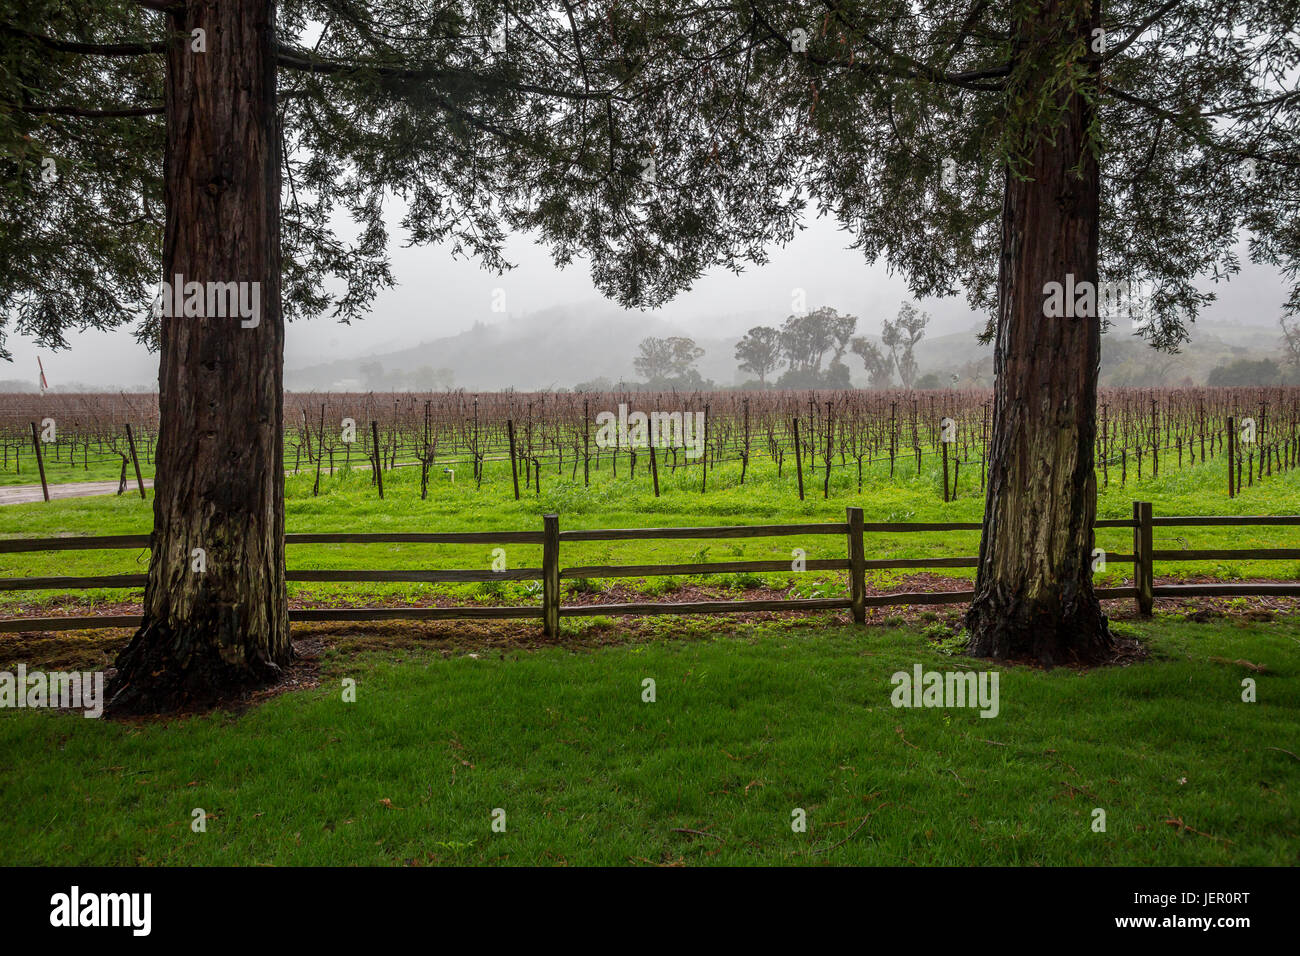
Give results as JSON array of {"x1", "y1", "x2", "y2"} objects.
[{"x1": 281, "y1": 302, "x2": 1294, "y2": 392}]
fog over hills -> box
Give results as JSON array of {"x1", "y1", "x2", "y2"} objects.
[
  {"x1": 6, "y1": 298, "x2": 1292, "y2": 394},
  {"x1": 281, "y1": 304, "x2": 1295, "y2": 392},
  {"x1": 285, "y1": 303, "x2": 751, "y2": 390}
]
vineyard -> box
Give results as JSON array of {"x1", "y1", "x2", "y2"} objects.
[{"x1": 4, "y1": 386, "x2": 1300, "y2": 501}]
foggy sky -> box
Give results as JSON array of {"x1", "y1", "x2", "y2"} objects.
[{"x1": 3, "y1": 216, "x2": 1291, "y2": 390}]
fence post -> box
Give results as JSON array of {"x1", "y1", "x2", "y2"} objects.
[
  {"x1": 542, "y1": 513, "x2": 560, "y2": 637},
  {"x1": 1227, "y1": 416, "x2": 1235, "y2": 498},
  {"x1": 124, "y1": 423, "x2": 146, "y2": 499},
  {"x1": 370, "y1": 420, "x2": 384, "y2": 499},
  {"x1": 648, "y1": 441, "x2": 660, "y2": 497},
  {"x1": 507, "y1": 419, "x2": 520, "y2": 501},
  {"x1": 846, "y1": 506, "x2": 865, "y2": 624},
  {"x1": 823, "y1": 401, "x2": 833, "y2": 499},
  {"x1": 941, "y1": 439, "x2": 950, "y2": 502},
  {"x1": 1133, "y1": 500, "x2": 1154, "y2": 617},
  {"x1": 29, "y1": 422, "x2": 50, "y2": 502},
  {"x1": 792, "y1": 418, "x2": 805, "y2": 501}
]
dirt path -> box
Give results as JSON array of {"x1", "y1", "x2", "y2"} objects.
[{"x1": 0, "y1": 479, "x2": 152, "y2": 506}]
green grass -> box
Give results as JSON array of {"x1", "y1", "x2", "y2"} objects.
[
  {"x1": 1, "y1": 617, "x2": 1296, "y2": 865},
  {"x1": 2, "y1": 449, "x2": 1298, "y2": 612}
]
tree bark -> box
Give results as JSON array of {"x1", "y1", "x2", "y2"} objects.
[
  {"x1": 108, "y1": 0, "x2": 289, "y2": 713},
  {"x1": 966, "y1": 0, "x2": 1113, "y2": 665}
]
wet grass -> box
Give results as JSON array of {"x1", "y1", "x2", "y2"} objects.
[{"x1": 0, "y1": 616, "x2": 1295, "y2": 866}]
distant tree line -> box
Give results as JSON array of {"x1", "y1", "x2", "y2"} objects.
[
  {"x1": 595, "y1": 305, "x2": 1300, "y2": 394},
  {"x1": 735, "y1": 302, "x2": 931, "y2": 389},
  {"x1": 357, "y1": 361, "x2": 455, "y2": 391},
  {"x1": 632, "y1": 336, "x2": 708, "y2": 388}
]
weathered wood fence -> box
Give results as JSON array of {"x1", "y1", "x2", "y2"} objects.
[{"x1": 2, "y1": 503, "x2": 1298, "y2": 635}]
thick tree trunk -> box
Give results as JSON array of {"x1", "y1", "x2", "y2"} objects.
[
  {"x1": 966, "y1": 0, "x2": 1112, "y2": 665},
  {"x1": 108, "y1": 0, "x2": 289, "y2": 713}
]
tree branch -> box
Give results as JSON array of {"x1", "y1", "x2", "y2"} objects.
[
  {"x1": 943, "y1": 0, "x2": 993, "y2": 68},
  {"x1": 744, "y1": 0, "x2": 1006, "y2": 92},
  {"x1": 1101, "y1": 0, "x2": 1182, "y2": 62},
  {"x1": 13, "y1": 104, "x2": 164, "y2": 117},
  {"x1": 1109, "y1": 86, "x2": 1300, "y2": 169},
  {"x1": 819, "y1": 0, "x2": 1010, "y2": 90},
  {"x1": 1, "y1": 25, "x2": 166, "y2": 56},
  {"x1": 274, "y1": 44, "x2": 620, "y2": 102}
]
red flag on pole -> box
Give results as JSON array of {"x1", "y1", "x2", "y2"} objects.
[{"x1": 38, "y1": 356, "x2": 48, "y2": 392}]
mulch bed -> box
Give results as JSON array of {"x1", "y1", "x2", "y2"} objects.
[{"x1": 2, "y1": 574, "x2": 1297, "y2": 673}]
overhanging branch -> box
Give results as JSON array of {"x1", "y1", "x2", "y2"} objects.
[
  {"x1": 1109, "y1": 86, "x2": 1300, "y2": 169},
  {"x1": 14, "y1": 104, "x2": 164, "y2": 117},
  {"x1": 1, "y1": 25, "x2": 167, "y2": 56},
  {"x1": 1101, "y1": 0, "x2": 1182, "y2": 62},
  {"x1": 275, "y1": 44, "x2": 622, "y2": 103}
]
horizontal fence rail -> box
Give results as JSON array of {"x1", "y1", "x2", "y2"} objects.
[
  {"x1": 558, "y1": 522, "x2": 847, "y2": 541},
  {"x1": 1, "y1": 503, "x2": 1297, "y2": 634}
]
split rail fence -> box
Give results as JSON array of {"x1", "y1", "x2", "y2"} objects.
[{"x1": 2, "y1": 503, "x2": 1298, "y2": 635}]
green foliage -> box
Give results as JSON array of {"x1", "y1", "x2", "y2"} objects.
[
  {"x1": 927, "y1": 626, "x2": 970, "y2": 656},
  {"x1": 3, "y1": 2, "x2": 1297, "y2": 369},
  {"x1": 476, "y1": 579, "x2": 507, "y2": 600},
  {"x1": 1207, "y1": 358, "x2": 1283, "y2": 387},
  {"x1": 0, "y1": 1, "x2": 164, "y2": 358},
  {"x1": 790, "y1": 578, "x2": 846, "y2": 600},
  {"x1": 724, "y1": 572, "x2": 766, "y2": 591}
]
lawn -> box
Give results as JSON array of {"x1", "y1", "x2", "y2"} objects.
[{"x1": 0, "y1": 617, "x2": 1296, "y2": 866}]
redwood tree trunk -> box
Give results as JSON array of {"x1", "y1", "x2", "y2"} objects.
[
  {"x1": 108, "y1": 0, "x2": 289, "y2": 713},
  {"x1": 965, "y1": 0, "x2": 1113, "y2": 665}
]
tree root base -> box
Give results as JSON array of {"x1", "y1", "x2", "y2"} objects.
[
  {"x1": 965, "y1": 588, "x2": 1114, "y2": 666},
  {"x1": 106, "y1": 620, "x2": 292, "y2": 716}
]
